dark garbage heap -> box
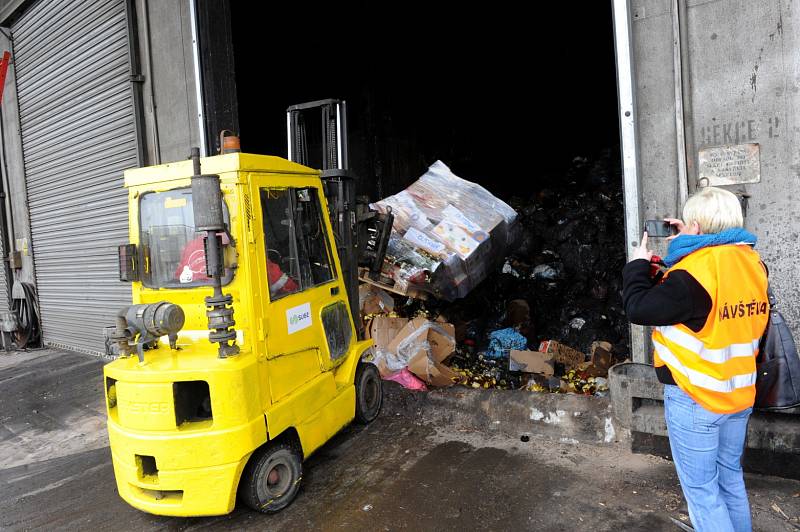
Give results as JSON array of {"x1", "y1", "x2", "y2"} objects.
[{"x1": 364, "y1": 150, "x2": 629, "y2": 394}]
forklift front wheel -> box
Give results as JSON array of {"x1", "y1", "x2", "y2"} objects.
[
  {"x1": 354, "y1": 362, "x2": 382, "y2": 424},
  {"x1": 239, "y1": 441, "x2": 302, "y2": 513}
]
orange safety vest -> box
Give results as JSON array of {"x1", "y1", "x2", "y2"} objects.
[{"x1": 652, "y1": 244, "x2": 768, "y2": 414}]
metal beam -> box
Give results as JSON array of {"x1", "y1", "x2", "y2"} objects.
[
  {"x1": 612, "y1": 0, "x2": 646, "y2": 363},
  {"x1": 192, "y1": 0, "x2": 239, "y2": 156},
  {"x1": 0, "y1": 0, "x2": 26, "y2": 25},
  {"x1": 188, "y1": 0, "x2": 206, "y2": 156},
  {"x1": 672, "y1": 0, "x2": 690, "y2": 208}
]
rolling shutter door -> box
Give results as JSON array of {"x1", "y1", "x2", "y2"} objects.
[
  {"x1": 0, "y1": 227, "x2": 8, "y2": 313},
  {"x1": 13, "y1": 0, "x2": 137, "y2": 353}
]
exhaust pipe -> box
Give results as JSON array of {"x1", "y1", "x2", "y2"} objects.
[{"x1": 190, "y1": 148, "x2": 240, "y2": 358}]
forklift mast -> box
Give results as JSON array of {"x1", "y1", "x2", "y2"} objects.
[{"x1": 287, "y1": 100, "x2": 392, "y2": 332}]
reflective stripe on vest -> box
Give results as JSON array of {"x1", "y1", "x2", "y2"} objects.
[
  {"x1": 271, "y1": 273, "x2": 289, "y2": 293},
  {"x1": 653, "y1": 335, "x2": 757, "y2": 392},
  {"x1": 655, "y1": 325, "x2": 760, "y2": 365},
  {"x1": 651, "y1": 244, "x2": 768, "y2": 414}
]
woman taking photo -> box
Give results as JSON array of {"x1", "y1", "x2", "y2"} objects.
[{"x1": 622, "y1": 187, "x2": 769, "y2": 532}]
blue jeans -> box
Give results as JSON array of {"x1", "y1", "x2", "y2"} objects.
[{"x1": 663, "y1": 384, "x2": 752, "y2": 532}]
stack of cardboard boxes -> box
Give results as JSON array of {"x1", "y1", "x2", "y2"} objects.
[{"x1": 369, "y1": 161, "x2": 518, "y2": 301}]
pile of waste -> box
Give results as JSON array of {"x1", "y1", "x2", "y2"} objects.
[{"x1": 362, "y1": 151, "x2": 628, "y2": 396}]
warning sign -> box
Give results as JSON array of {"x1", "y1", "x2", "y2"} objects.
[{"x1": 698, "y1": 143, "x2": 760, "y2": 186}]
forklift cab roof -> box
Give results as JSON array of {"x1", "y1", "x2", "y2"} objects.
[{"x1": 123, "y1": 152, "x2": 319, "y2": 188}]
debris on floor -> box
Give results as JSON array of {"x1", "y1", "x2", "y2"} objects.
[
  {"x1": 368, "y1": 315, "x2": 461, "y2": 388},
  {"x1": 509, "y1": 349, "x2": 554, "y2": 376},
  {"x1": 362, "y1": 151, "x2": 628, "y2": 396},
  {"x1": 360, "y1": 283, "x2": 395, "y2": 315},
  {"x1": 486, "y1": 328, "x2": 527, "y2": 359}
]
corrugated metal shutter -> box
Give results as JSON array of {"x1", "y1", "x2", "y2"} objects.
[
  {"x1": 12, "y1": 0, "x2": 137, "y2": 354},
  {"x1": 0, "y1": 225, "x2": 8, "y2": 314}
]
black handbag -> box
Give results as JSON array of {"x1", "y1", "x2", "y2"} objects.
[{"x1": 754, "y1": 286, "x2": 800, "y2": 410}]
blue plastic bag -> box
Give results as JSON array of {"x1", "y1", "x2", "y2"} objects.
[{"x1": 485, "y1": 328, "x2": 527, "y2": 359}]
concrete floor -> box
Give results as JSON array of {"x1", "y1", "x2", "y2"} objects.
[{"x1": 1, "y1": 349, "x2": 799, "y2": 531}]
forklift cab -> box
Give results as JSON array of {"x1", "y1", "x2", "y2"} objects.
[{"x1": 104, "y1": 153, "x2": 382, "y2": 516}]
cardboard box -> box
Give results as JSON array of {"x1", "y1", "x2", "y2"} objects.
[
  {"x1": 388, "y1": 317, "x2": 459, "y2": 387},
  {"x1": 369, "y1": 316, "x2": 409, "y2": 352},
  {"x1": 590, "y1": 341, "x2": 613, "y2": 369},
  {"x1": 359, "y1": 284, "x2": 395, "y2": 316},
  {"x1": 509, "y1": 350, "x2": 554, "y2": 376},
  {"x1": 407, "y1": 356, "x2": 461, "y2": 387},
  {"x1": 368, "y1": 316, "x2": 410, "y2": 376},
  {"x1": 538, "y1": 340, "x2": 585, "y2": 371},
  {"x1": 583, "y1": 341, "x2": 614, "y2": 378}
]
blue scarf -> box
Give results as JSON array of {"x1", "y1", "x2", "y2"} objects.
[{"x1": 663, "y1": 228, "x2": 757, "y2": 267}]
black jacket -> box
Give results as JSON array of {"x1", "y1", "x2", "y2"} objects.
[{"x1": 621, "y1": 259, "x2": 713, "y2": 385}]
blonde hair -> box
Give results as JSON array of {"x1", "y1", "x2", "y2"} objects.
[{"x1": 682, "y1": 187, "x2": 743, "y2": 234}]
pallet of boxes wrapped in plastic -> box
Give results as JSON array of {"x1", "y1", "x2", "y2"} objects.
[{"x1": 368, "y1": 160, "x2": 518, "y2": 301}]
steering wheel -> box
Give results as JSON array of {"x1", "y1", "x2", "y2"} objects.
[{"x1": 267, "y1": 248, "x2": 282, "y2": 264}]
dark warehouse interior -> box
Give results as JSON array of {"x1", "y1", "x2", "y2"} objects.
[
  {"x1": 227, "y1": 1, "x2": 629, "y2": 357},
  {"x1": 229, "y1": 1, "x2": 621, "y2": 200}
]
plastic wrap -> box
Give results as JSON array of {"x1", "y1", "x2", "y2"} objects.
[
  {"x1": 371, "y1": 346, "x2": 414, "y2": 374},
  {"x1": 373, "y1": 161, "x2": 518, "y2": 300}
]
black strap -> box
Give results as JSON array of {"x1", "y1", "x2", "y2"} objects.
[{"x1": 761, "y1": 261, "x2": 777, "y2": 307}]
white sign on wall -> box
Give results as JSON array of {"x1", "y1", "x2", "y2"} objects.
[{"x1": 698, "y1": 143, "x2": 761, "y2": 186}]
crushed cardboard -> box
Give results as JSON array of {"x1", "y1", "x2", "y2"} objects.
[
  {"x1": 408, "y1": 355, "x2": 461, "y2": 387},
  {"x1": 368, "y1": 315, "x2": 410, "y2": 376},
  {"x1": 590, "y1": 340, "x2": 613, "y2": 370},
  {"x1": 369, "y1": 316, "x2": 409, "y2": 351},
  {"x1": 538, "y1": 340, "x2": 585, "y2": 371},
  {"x1": 369, "y1": 315, "x2": 460, "y2": 387},
  {"x1": 509, "y1": 350, "x2": 554, "y2": 376},
  {"x1": 579, "y1": 340, "x2": 614, "y2": 377},
  {"x1": 387, "y1": 317, "x2": 459, "y2": 387}
]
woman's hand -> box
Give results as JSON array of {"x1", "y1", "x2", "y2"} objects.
[
  {"x1": 631, "y1": 232, "x2": 654, "y2": 262},
  {"x1": 664, "y1": 218, "x2": 685, "y2": 241},
  {"x1": 664, "y1": 217, "x2": 700, "y2": 240}
]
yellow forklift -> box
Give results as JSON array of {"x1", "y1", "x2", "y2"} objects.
[{"x1": 104, "y1": 100, "x2": 393, "y2": 516}]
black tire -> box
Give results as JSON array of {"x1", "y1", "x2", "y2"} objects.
[
  {"x1": 239, "y1": 441, "x2": 302, "y2": 513},
  {"x1": 354, "y1": 362, "x2": 382, "y2": 424}
]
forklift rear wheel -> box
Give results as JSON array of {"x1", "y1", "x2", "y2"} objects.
[
  {"x1": 354, "y1": 362, "x2": 382, "y2": 424},
  {"x1": 239, "y1": 441, "x2": 302, "y2": 513}
]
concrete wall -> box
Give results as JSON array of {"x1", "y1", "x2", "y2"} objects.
[
  {"x1": 629, "y1": 0, "x2": 800, "y2": 357},
  {"x1": 0, "y1": 27, "x2": 34, "y2": 285},
  {"x1": 134, "y1": 0, "x2": 202, "y2": 164}
]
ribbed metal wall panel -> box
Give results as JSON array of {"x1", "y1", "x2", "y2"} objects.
[
  {"x1": 13, "y1": 0, "x2": 136, "y2": 354},
  {"x1": 0, "y1": 223, "x2": 8, "y2": 314}
]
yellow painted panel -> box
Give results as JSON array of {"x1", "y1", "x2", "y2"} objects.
[
  {"x1": 116, "y1": 382, "x2": 176, "y2": 431},
  {"x1": 264, "y1": 372, "x2": 337, "y2": 445},
  {"x1": 296, "y1": 384, "x2": 355, "y2": 457},
  {"x1": 267, "y1": 349, "x2": 322, "y2": 402},
  {"x1": 124, "y1": 153, "x2": 317, "y2": 188},
  {"x1": 107, "y1": 414, "x2": 266, "y2": 471},
  {"x1": 111, "y1": 451, "x2": 249, "y2": 517}
]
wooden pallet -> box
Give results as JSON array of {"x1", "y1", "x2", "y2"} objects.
[{"x1": 358, "y1": 269, "x2": 428, "y2": 300}]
